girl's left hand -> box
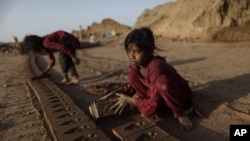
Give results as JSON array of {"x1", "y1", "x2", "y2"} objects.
[{"x1": 110, "y1": 93, "x2": 133, "y2": 115}]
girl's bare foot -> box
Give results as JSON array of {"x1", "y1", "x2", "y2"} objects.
[
  {"x1": 61, "y1": 78, "x2": 69, "y2": 83},
  {"x1": 61, "y1": 73, "x2": 69, "y2": 84},
  {"x1": 178, "y1": 114, "x2": 193, "y2": 132},
  {"x1": 66, "y1": 78, "x2": 79, "y2": 85}
]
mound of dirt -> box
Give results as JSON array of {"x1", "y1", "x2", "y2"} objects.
[
  {"x1": 71, "y1": 0, "x2": 250, "y2": 42},
  {"x1": 212, "y1": 21, "x2": 250, "y2": 42},
  {"x1": 72, "y1": 18, "x2": 131, "y2": 39},
  {"x1": 134, "y1": 0, "x2": 250, "y2": 41}
]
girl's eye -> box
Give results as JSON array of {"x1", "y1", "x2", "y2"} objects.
[
  {"x1": 134, "y1": 50, "x2": 141, "y2": 53},
  {"x1": 135, "y1": 50, "x2": 139, "y2": 53},
  {"x1": 127, "y1": 49, "x2": 142, "y2": 55}
]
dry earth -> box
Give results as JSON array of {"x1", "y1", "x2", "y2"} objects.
[
  {"x1": 0, "y1": 53, "x2": 52, "y2": 141},
  {"x1": 1, "y1": 40, "x2": 250, "y2": 141}
]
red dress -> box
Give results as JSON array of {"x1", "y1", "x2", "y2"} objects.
[
  {"x1": 42, "y1": 30, "x2": 80, "y2": 76},
  {"x1": 43, "y1": 30, "x2": 80, "y2": 59},
  {"x1": 122, "y1": 56, "x2": 206, "y2": 119}
]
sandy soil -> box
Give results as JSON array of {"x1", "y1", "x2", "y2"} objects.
[
  {"x1": 1, "y1": 40, "x2": 250, "y2": 141},
  {"x1": 0, "y1": 53, "x2": 52, "y2": 141}
]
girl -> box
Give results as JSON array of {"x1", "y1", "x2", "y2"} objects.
[
  {"x1": 111, "y1": 27, "x2": 206, "y2": 131},
  {"x1": 23, "y1": 30, "x2": 80, "y2": 85}
]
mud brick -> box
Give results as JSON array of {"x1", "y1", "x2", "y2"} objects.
[
  {"x1": 36, "y1": 90, "x2": 54, "y2": 96},
  {"x1": 57, "y1": 128, "x2": 111, "y2": 141},
  {"x1": 43, "y1": 101, "x2": 83, "y2": 114},
  {"x1": 163, "y1": 136, "x2": 180, "y2": 141},
  {"x1": 41, "y1": 93, "x2": 68, "y2": 100},
  {"x1": 36, "y1": 93, "x2": 74, "y2": 104},
  {"x1": 44, "y1": 107, "x2": 80, "y2": 119},
  {"x1": 34, "y1": 89, "x2": 54, "y2": 98},
  {"x1": 42, "y1": 98, "x2": 70, "y2": 106},
  {"x1": 49, "y1": 113, "x2": 91, "y2": 127},
  {"x1": 112, "y1": 118, "x2": 156, "y2": 140},
  {"x1": 40, "y1": 97, "x2": 91, "y2": 120},
  {"x1": 44, "y1": 108, "x2": 89, "y2": 125},
  {"x1": 44, "y1": 101, "x2": 73, "y2": 109},
  {"x1": 120, "y1": 126, "x2": 179, "y2": 141},
  {"x1": 89, "y1": 96, "x2": 132, "y2": 120},
  {"x1": 54, "y1": 120, "x2": 97, "y2": 135},
  {"x1": 44, "y1": 105, "x2": 72, "y2": 115},
  {"x1": 89, "y1": 98, "x2": 115, "y2": 119},
  {"x1": 49, "y1": 109, "x2": 90, "y2": 120},
  {"x1": 42, "y1": 95, "x2": 74, "y2": 105}
]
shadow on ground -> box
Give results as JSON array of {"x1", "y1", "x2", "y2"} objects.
[{"x1": 156, "y1": 73, "x2": 250, "y2": 141}]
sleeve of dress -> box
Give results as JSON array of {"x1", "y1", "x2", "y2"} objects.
[{"x1": 121, "y1": 83, "x2": 136, "y2": 96}]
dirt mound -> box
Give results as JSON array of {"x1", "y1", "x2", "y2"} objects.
[
  {"x1": 134, "y1": 0, "x2": 250, "y2": 41},
  {"x1": 212, "y1": 21, "x2": 250, "y2": 42},
  {"x1": 71, "y1": 0, "x2": 250, "y2": 42},
  {"x1": 72, "y1": 18, "x2": 131, "y2": 39}
]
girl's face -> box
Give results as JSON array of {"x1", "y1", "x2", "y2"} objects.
[{"x1": 126, "y1": 43, "x2": 150, "y2": 67}]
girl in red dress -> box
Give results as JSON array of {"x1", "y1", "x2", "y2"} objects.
[
  {"x1": 111, "y1": 27, "x2": 206, "y2": 132},
  {"x1": 23, "y1": 30, "x2": 80, "y2": 84}
]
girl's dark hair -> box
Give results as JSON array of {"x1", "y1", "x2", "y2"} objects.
[
  {"x1": 23, "y1": 35, "x2": 44, "y2": 53},
  {"x1": 124, "y1": 27, "x2": 166, "y2": 60},
  {"x1": 124, "y1": 27, "x2": 155, "y2": 53}
]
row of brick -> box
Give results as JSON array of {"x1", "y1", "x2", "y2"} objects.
[
  {"x1": 26, "y1": 52, "x2": 180, "y2": 141},
  {"x1": 25, "y1": 52, "x2": 110, "y2": 141}
]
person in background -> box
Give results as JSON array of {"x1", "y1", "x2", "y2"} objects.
[
  {"x1": 22, "y1": 30, "x2": 81, "y2": 85},
  {"x1": 89, "y1": 33, "x2": 98, "y2": 44},
  {"x1": 110, "y1": 27, "x2": 207, "y2": 132}
]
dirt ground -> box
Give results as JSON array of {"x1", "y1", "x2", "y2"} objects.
[
  {"x1": 0, "y1": 53, "x2": 52, "y2": 141},
  {"x1": 1, "y1": 40, "x2": 250, "y2": 141}
]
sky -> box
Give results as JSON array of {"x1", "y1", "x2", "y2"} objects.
[{"x1": 0, "y1": 0, "x2": 174, "y2": 42}]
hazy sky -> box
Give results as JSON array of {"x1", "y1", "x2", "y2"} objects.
[{"x1": 0, "y1": 0, "x2": 174, "y2": 42}]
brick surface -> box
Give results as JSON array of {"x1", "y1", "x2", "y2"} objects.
[{"x1": 112, "y1": 117, "x2": 179, "y2": 141}]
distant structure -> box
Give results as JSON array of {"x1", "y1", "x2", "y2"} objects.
[
  {"x1": 79, "y1": 25, "x2": 83, "y2": 41},
  {"x1": 12, "y1": 36, "x2": 23, "y2": 54},
  {"x1": 71, "y1": 18, "x2": 131, "y2": 41},
  {"x1": 102, "y1": 30, "x2": 116, "y2": 38}
]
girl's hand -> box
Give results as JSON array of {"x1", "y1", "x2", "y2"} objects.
[
  {"x1": 178, "y1": 115, "x2": 193, "y2": 132},
  {"x1": 110, "y1": 93, "x2": 135, "y2": 115},
  {"x1": 70, "y1": 53, "x2": 80, "y2": 65},
  {"x1": 73, "y1": 57, "x2": 80, "y2": 65}
]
